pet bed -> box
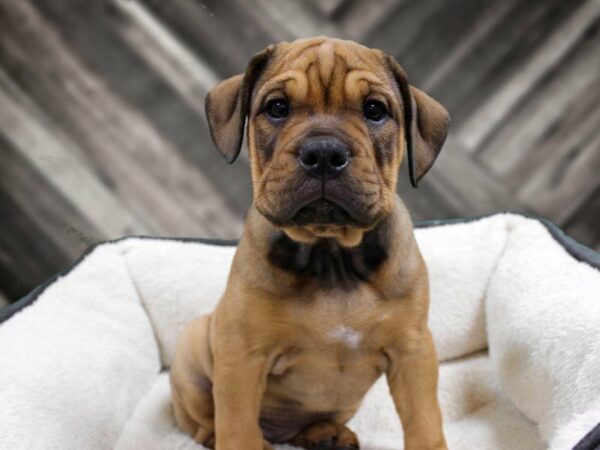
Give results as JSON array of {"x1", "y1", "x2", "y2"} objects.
[{"x1": 1, "y1": 213, "x2": 599, "y2": 450}]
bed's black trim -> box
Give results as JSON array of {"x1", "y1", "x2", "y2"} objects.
[
  {"x1": 539, "y1": 218, "x2": 600, "y2": 271},
  {"x1": 1, "y1": 213, "x2": 599, "y2": 450},
  {"x1": 414, "y1": 212, "x2": 600, "y2": 270},
  {"x1": 2, "y1": 213, "x2": 599, "y2": 325},
  {"x1": 0, "y1": 236, "x2": 237, "y2": 324},
  {"x1": 574, "y1": 422, "x2": 600, "y2": 450}
]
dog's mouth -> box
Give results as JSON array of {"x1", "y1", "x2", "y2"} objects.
[
  {"x1": 292, "y1": 198, "x2": 357, "y2": 226},
  {"x1": 256, "y1": 175, "x2": 382, "y2": 230}
]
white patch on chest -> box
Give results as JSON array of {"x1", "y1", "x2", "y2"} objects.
[{"x1": 328, "y1": 326, "x2": 362, "y2": 350}]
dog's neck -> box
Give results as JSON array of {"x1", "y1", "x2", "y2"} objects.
[
  {"x1": 233, "y1": 196, "x2": 420, "y2": 296},
  {"x1": 266, "y1": 219, "x2": 389, "y2": 289}
]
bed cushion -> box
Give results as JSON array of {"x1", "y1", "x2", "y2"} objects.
[{"x1": 1, "y1": 213, "x2": 599, "y2": 450}]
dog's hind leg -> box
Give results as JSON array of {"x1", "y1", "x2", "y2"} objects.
[
  {"x1": 289, "y1": 420, "x2": 359, "y2": 450},
  {"x1": 170, "y1": 315, "x2": 216, "y2": 446},
  {"x1": 171, "y1": 375, "x2": 216, "y2": 446}
]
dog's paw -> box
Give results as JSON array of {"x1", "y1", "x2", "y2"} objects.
[
  {"x1": 309, "y1": 438, "x2": 359, "y2": 450},
  {"x1": 311, "y1": 439, "x2": 358, "y2": 450},
  {"x1": 289, "y1": 421, "x2": 359, "y2": 450},
  {"x1": 311, "y1": 437, "x2": 336, "y2": 450},
  {"x1": 193, "y1": 426, "x2": 215, "y2": 448}
]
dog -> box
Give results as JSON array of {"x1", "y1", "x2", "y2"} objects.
[{"x1": 170, "y1": 37, "x2": 449, "y2": 450}]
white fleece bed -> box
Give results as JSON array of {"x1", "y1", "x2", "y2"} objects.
[{"x1": 1, "y1": 213, "x2": 599, "y2": 450}]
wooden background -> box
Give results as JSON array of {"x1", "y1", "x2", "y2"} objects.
[{"x1": 0, "y1": 0, "x2": 599, "y2": 304}]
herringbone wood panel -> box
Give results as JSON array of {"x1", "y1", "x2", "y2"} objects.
[{"x1": 0, "y1": 0, "x2": 599, "y2": 301}]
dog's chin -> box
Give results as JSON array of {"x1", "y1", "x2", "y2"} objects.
[
  {"x1": 258, "y1": 199, "x2": 380, "y2": 247},
  {"x1": 292, "y1": 199, "x2": 358, "y2": 226},
  {"x1": 259, "y1": 198, "x2": 372, "y2": 228}
]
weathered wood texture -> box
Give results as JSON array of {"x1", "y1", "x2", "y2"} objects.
[{"x1": 0, "y1": 0, "x2": 598, "y2": 301}]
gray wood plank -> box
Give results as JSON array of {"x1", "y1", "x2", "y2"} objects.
[
  {"x1": 456, "y1": 0, "x2": 600, "y2": 151},
  {"x1": 141, "y1": 0, "x2": 287, "y2": 76},
  {"x1": 0, "y1": 291, "x2": 8, "y2": 308},
  {"x1": 0, "y1": 0, "x2": 598, "y2": 303},
  {"x1": 433, "y1": 0, "x2": 585, "y2": 126},
  {"x1": 0, "y1": 135, "x2": 92, "y2": 300},
  {"x1": 505, "y1": 77, "x2": 600, "y2": 191},
  {"x1": 29, "y1": 0, "x2": 254, "y2": 215},
  {"x1": 0, "y1": 0, "x2": 243, "y2": 238},
  {"x1": 518, "y1": 124, "x2": 600, "y2": 223},
  {"x1": 114, "y1": 0, "x2": 220, "y2": 118},
  {"x1": 417, "y1": 0, "x2": 516, "y2": 92},
  {"x1": 563, "y1": 186, "x2": 600, "y2": 251},
  {"x1": 0, "y1": 69, "x2": 151, "y2": 238},
  {"x1": 0, "y1": 133, "x2": 99, "y2": 258},
  {"x1": 387, "y1": 0, "x2": 509, "y2": 86},
  {"x1": 478, "y1": 20, "x2": 600, "y2": 177},
  {"x1": 397, "y1": 170, "x2": 457, "y2": 222},
  {"x1": 413, "y1": 137, "x2": 529, "y2": 216},
  {"x1": 308, "y1": 0, "x2": 348, "y2": 17},
  {"x1": 336, "y1": 0, "x2": 400, "y2": 41},
  {"x1": 0, "y1": 192, "x2": 72, "y2": 301},
  {"x1": 364, "y1": 0, "x2": 444, "y2": 57},
  {"x1": 249, "y1": 0, "x2": 340, "y2": 39}
]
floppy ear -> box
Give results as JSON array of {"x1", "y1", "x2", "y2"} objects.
[
  {"x1": 205, "y1": 46, "x2": 274, "y2": 163},
  {"x1": 385, "y1": 56, "x2": 450, "y2": 187}
]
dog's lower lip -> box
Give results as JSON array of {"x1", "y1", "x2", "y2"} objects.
[{"x1": 292, "y1": 198, "x2": 356, "y2": 226}]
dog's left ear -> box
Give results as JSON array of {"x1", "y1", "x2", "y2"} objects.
[
  {"x1": 385, "y1": 55, "x2": 450, "y2": 187},
  {"x1": 205, "y1": 45, "x2": 274, "y2": 163}
]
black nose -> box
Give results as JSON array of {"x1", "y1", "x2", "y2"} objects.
[{"x1": 298, "y1": 138, "x2": 350, "y2": 178}]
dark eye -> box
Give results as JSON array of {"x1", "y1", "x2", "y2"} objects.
[
  {"x1": 265, "y1": 98, "x2": 289, "y2": 120},
  {"x1": 363, "y1": 100, "x2": 387, "y2": 122}
]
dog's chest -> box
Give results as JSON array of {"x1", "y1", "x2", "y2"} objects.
[
  {"x1": 266, "y1": 286, "x2": 390, "y2": 409},
  {"x1": 300, "y1": 290, "x2": 382, "y2": 350}
]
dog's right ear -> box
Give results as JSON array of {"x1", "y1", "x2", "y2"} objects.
[
  {"x1": 205, "y1": 45, "x2": 274, "y2": 163},
  {"x1": 384, "y1": 54, "x2": 450, "y2": 188}
]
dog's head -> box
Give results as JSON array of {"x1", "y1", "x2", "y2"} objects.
[{"x1": 206, "y1": 37, "x2": 449, "y2": 246}]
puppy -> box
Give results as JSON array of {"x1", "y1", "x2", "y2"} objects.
[{"x1": 170, "y1": 37, "x2": 449, "y2": 450}]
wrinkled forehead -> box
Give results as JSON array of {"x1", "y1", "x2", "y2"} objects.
[{"x1": 254, "y1": 39, "x2": 396, "y2": 107}]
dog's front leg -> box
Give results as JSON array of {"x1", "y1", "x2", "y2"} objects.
[
  {"x1": 212, "y1": 347, "x2": 271, "y2": 450},
  {"x1": 386, "y1": 328, "x2": 447, "y2": 450}
]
